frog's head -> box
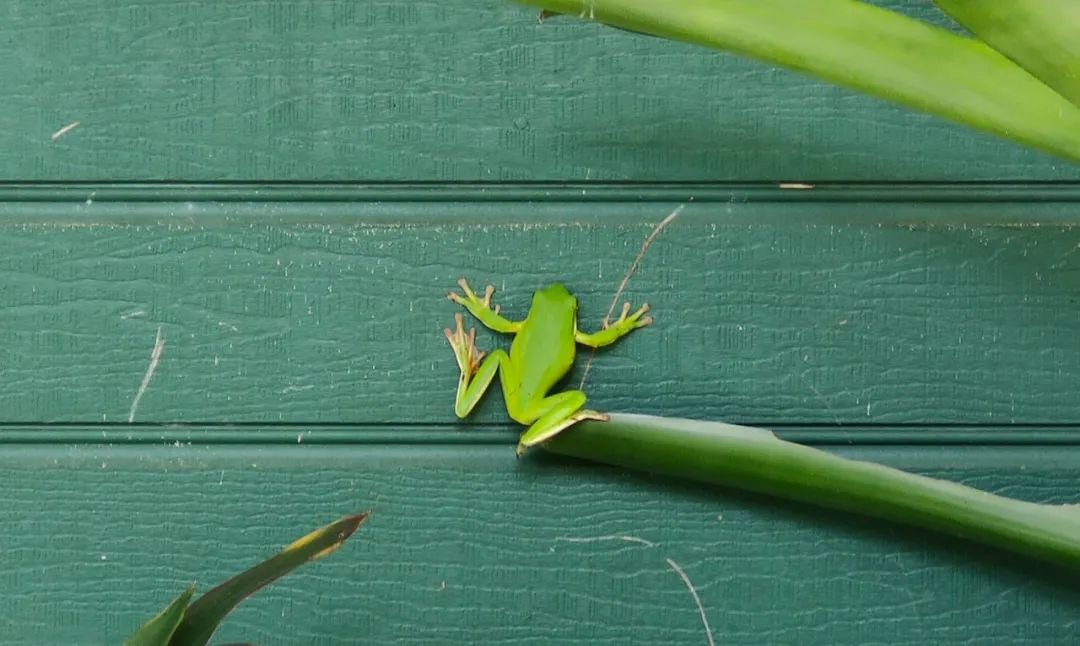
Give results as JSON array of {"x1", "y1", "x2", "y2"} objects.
[{"x1": 532, "y1": 282, "x2": 577, "y2": 315}]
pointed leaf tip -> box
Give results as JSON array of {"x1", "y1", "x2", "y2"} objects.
[
  {"x1": 123, "y1": 583, "x2": 196, "y2": 646},
  {"x1": 285, "y1": 511, "x2": 369, "y2": 560},
  {"x1": 167, "y1": 512, "x2": 369, "y2": 646}
]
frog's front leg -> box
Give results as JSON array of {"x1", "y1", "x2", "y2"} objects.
[
  {"x1": 575, "y1": 300, "x2": 652, "y2": 348},
  {"x1": 513, "y1": 390, "x2": 608, "y2": 456},
  {"x1": 444, "y1": 313, "x2": 510, "y2": 417},
  {"x1": 448, "y1": 278, "x2": 522, "y2": 334}
]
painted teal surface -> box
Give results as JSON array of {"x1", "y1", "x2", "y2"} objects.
[
  {"x1": 0, "y1": 186, "x2": 1077, "y2": 644},
  {"x1": 1, "y1": 440, "x2": 1077, "y2": 645},
  {"x1": 1, "y1": 0, "x2": 1077, "y2": 181},
  {"x1": 0, "y1": 0, "x2": 1078, "y2": 642},
  {"x1": 0, "y1": 187, "x2": 1078, "y2": 426}
]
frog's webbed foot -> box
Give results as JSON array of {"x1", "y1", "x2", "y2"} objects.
[
  {"x1": 605, "y1": 301, "x2": 652, "y2": 330},
  {"x1": 448, "y1": 278, "x2": 503, "y2": 315},
  {"x1": 444, "y1": 312, "x2": 486, "y2": 377},
  {"x1": 575, "y1": 300, "x2": 651, "y2": 348},
  {"x1": 447, "y1": 277, "x2": 521, "y2": 333}
]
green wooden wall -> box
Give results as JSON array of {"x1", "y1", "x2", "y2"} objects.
[{"x1": 1, "y1": 1, "x2": 1078, "y2": 644}]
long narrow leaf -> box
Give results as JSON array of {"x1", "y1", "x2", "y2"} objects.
[
  {"x1": 934, "y1": 0, "x2": 1080, "y2": 108},
  {"x1": 168, "y1": 512, "x2": 370, "y2": 646},
  {"x1": 543, "y1": 414, "x2": 1080, "y2": 570},
  {"x1": 123, "y1": 584, "x2": 196, "y2": 646},
  {"x1": 518, "y1": 0, "x2": 1080, "y2": 164}
]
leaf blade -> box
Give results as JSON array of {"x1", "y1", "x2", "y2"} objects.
[
  {"x1": 168, "y1": 512, "x2": 369, "y2": 646},
  {"x1": 543, "y1": 414, "x2": 1080, "y2": 570},
  {"x1": 519, "y1": 0, "x2": 1080, "y2": 164},
  {"x1": 123, "y1": 583, "x2": 196, "y2": 646},
  {"x1": 934, "y1": 0, "x2": 1080, "y2": 108}
]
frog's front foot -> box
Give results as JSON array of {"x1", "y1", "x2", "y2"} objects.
[
  {"x1": 605, "y1": 301, "x2": 652, "y2": 330},
  {"x1": 443, "y1": 312, "x2": 485, "y2": 377},
  {"x1": 448, "y1": 277, "x2": 503, "y2": 315}
]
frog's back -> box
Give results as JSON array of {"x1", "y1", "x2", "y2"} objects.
[{"x1": 509, "y1": 283, "x2": 577, "y2": 397}]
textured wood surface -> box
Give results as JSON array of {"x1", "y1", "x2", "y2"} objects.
[
  {"x1": 1, "y1": 187, "x2": 1079, "y2": 426},
  {"x1": 3, "y1": 0, "x2": 1079, "y2": 641},
  {"x1": 1, "y1": 185, "x2": 1077, "y2": 642},
  {"x1": 2, "y1": 0, "x2": 1077, "y2": 181},
  {"x1": 1, "y1": 438, "x2": 1077, "y2": 645}
]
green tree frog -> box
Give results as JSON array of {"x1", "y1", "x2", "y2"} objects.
[{"x1": 444, "y1": 278, "x2": 651, "y2": 455}]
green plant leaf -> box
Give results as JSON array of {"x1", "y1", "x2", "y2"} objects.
[
  {"x1": 933, "y1": 0, "x2": 1080, "y2": 108},
  {"x1": 123, "y1": 583, "x2": 196, "y2": 646},
  {"x1": 167, "y1": 512, "x2": 370, "y2": 646},
  {"x1": 518, "y1": 0, "x2": 1080, "y2": 164},
  {"x1": 543, "y1": 414, "x2": 1080, "y2": 570}
]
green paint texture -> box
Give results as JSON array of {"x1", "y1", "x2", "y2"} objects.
[
  {"x1": 0, "y1": 0, "x2": 1077, "y2": 643},
  {"x1": 0, "y1": 0, "x2": 1076, "y2": 181}
]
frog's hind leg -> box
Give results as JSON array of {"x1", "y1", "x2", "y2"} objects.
[
  {"x1": 515, "y1": 390, "x2": 608, "y2": 456},
  {"x1": 453, "y1": 349, "x2": 509, "y2": 418},
  {"x1": 445, "y1": 313, "x2": 508, "y2": 418}
]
